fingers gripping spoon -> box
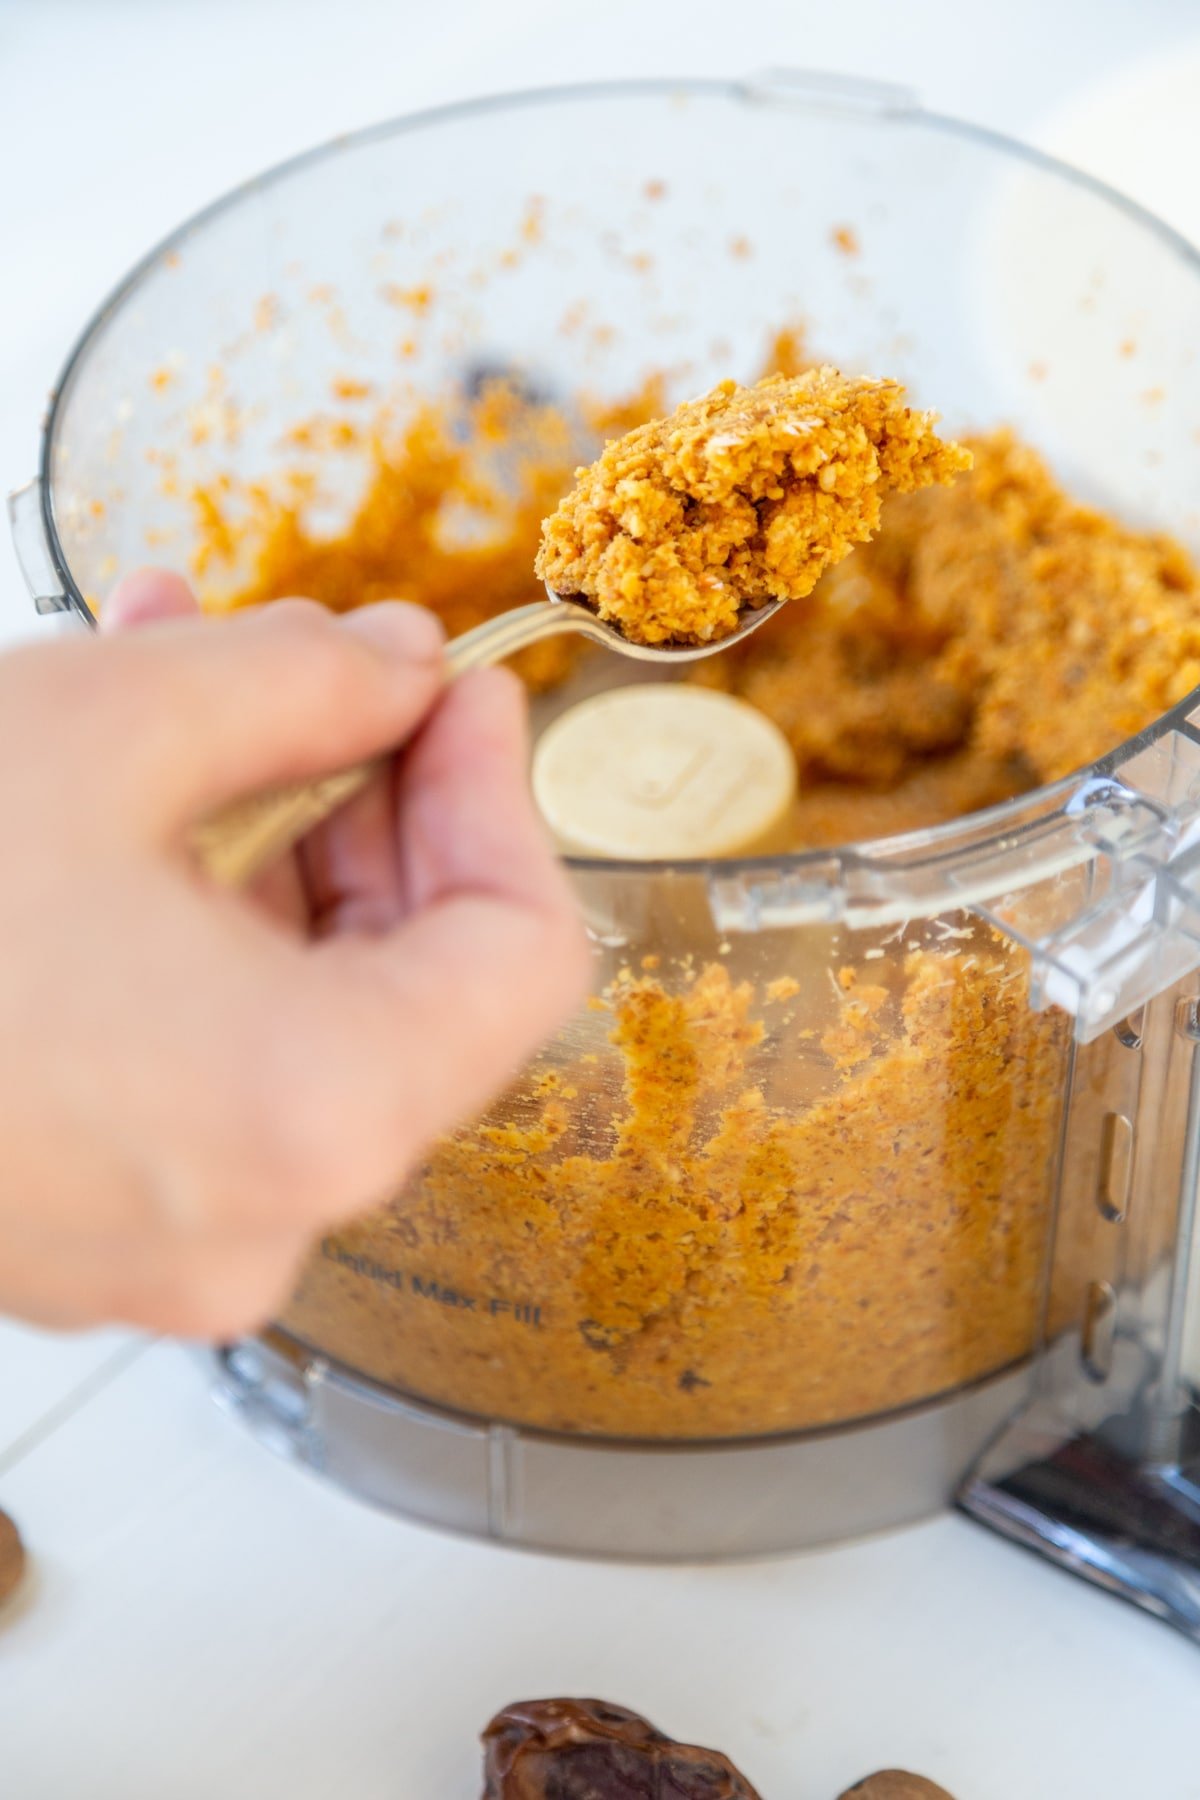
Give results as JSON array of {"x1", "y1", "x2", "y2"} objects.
[{"x1": 191, "y1": 590, "x2": 785, "y2": 888}]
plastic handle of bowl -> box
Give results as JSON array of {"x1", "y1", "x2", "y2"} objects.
[{"x1": 7, "y1": 480, "x2": 72, "y2": 616}]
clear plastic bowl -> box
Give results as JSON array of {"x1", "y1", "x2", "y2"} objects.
[{"x1": 13, "y1": 73, "x2": 1200, "y2": 1559}]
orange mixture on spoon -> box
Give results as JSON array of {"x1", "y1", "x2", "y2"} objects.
[{"x1": 534, "y1": 368, "x2": 971, "y2": 645}]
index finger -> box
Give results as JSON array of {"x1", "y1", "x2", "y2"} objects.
[{"x1": 73, "y1": 598, "x2": 447, "y2": 832}]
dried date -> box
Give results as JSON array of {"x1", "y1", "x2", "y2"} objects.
[
  {"x1": 0, "y1": 1508, "x2": 26, "y2": 1608},
  {"x1": 482, "y1": 1697, "x2": 763, "y2": 1799},
  {"x1": 839, "y1": 1774, "x2": 957, "y2": 1799}
]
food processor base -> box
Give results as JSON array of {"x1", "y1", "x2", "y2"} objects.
[
  {"x1": 959, "y1": 1397, "x2": 1200, "y2": 1644},
  {"x1": 209, "y1": 1332, "x2": 1030, "y2": 1559}
]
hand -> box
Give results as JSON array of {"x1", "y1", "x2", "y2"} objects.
[{"x1": 0, "y1": 571, "x2": 587, "y2": 1337}]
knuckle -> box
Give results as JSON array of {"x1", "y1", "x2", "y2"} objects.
[
  {"x1": 261, "y1": 596, "x2": 335, "y2": 640},
  {"x1": 238, "y1": 1097, "x2": 350, "y2": 1223},
  {"x1": 266, "y1": 601, "x2": 374, "y2": 714}
]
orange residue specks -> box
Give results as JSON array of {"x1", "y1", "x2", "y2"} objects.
[
  {"x1": 1028, "y1": 361, "x2": 1048, "y2": 382},
  {"x1": 1119, "y1": 338, "x2": 1137, "y2": 358},
  {"x1": 581, "y1": 371, "x2": 667, "y2": 438},
  {"x1": 88, "y1": 499, "x2": 105, "y2": 519},
  {"x1": 283, "y1": 416, "x2": 361, "y2": 451},
  {"x1": 332, "y1": 377, "x2": 373, "y2": 401},
  {"x1": 831, "y1": 224, "x2": 860, "y2": 256},
  {"x1": 382, "y1": 282, "x2": 433, "y2": 313},
  {"x1": 254, "y1": 294, "x2": 281, "y2": 332},
  {"x1": 144, "y1": 448, "x2": 178, "y2": 500},
  {"x1": 192, "y1": 378, "x2": 594, "y2": 690},
  {"x1": 149, "y1": 368, "x2": 175, "y2": 393},
  {"x1": 729, "y1": 234, "x2": 753, "y2": 260},
  {"x1": 764, "y1": 325, "x2": 810, "y2": 378},
  {"x1": 520, "y1": 196, "x2": 546, "y2": 244},
  {"x1": 1142, "y1": 386, "x2": 1166, "y2": 407},
  {"x1": 644, "y1": 178, "x2": 668, "y2": 202},
  {"x1": 191, "y1": 480, "x2": 238, "y2": 574}
]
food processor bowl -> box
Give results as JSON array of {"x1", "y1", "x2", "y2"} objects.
[{"x1": 11, "y1": 75, "x2": 1200, "y2": 1622}]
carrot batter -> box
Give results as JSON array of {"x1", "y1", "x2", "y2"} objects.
[{"x1": 534, "y1": 369, "x2": 970, "y2": 646}]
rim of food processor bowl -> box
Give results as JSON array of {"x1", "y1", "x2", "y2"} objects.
[{"x1": 30, "y1": 72, "x2": 1200, "y2": 936}]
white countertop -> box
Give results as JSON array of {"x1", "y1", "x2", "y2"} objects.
[{"x1": 2, "y1": 3, "x2": 1199, "y2": 1794}]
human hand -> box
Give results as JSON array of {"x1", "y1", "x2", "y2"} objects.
[{"x1": 0, "y1": 572, "x2": 587, "y2": 1336}]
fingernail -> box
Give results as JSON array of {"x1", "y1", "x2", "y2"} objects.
[
  {"x1": 340, "y1": 601, "x2": 445, "y2": 663},
  {"x1": 103, "y1": 567, "x2": 197, "y2": 631}
]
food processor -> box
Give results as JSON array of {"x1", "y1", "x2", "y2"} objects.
[{"x1": 9, "y1": 73, "x2": 1199, "y2": 1638}]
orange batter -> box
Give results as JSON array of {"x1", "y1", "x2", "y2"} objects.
[{"x1": 535, "y1": 369, "x2": 970, "y2": 646}]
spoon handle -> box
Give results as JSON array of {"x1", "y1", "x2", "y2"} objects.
[{"x1": 191, "y1": 601, "x2": 595, "y2": 888}]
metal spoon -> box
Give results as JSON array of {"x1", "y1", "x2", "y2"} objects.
[{"x1": 192, "y1": 587, "x2": 785, "y2": 887}]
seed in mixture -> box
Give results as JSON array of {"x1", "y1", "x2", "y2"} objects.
[{"x1": 534, "y1": 367, "x2": 971, "y2": 646}]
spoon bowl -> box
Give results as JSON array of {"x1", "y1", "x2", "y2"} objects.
[{"x1": 539, "y1": 586, "x2": 786, "y2": 662}]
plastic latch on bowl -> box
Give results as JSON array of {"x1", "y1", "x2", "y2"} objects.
[
  {"x1": 738, "y1": 69, "x2": 919, "y2": 118},
  {"x1": 707, "y1": 856, "x2": 848, "y2": 932},
  {"x1": 6, "y1": 480, "x2": 70, "y2": 615},
  {"x1": 975, "y1": 729, "x2": 1200, "y2": 1042},
  {"x1": 708, "y1": 722, "x2": 1200, "y2": 1042}
]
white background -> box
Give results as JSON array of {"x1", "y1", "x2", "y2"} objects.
[{"x1": 2, "y1": 2, "x2": 1200, "y2": 1795}]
